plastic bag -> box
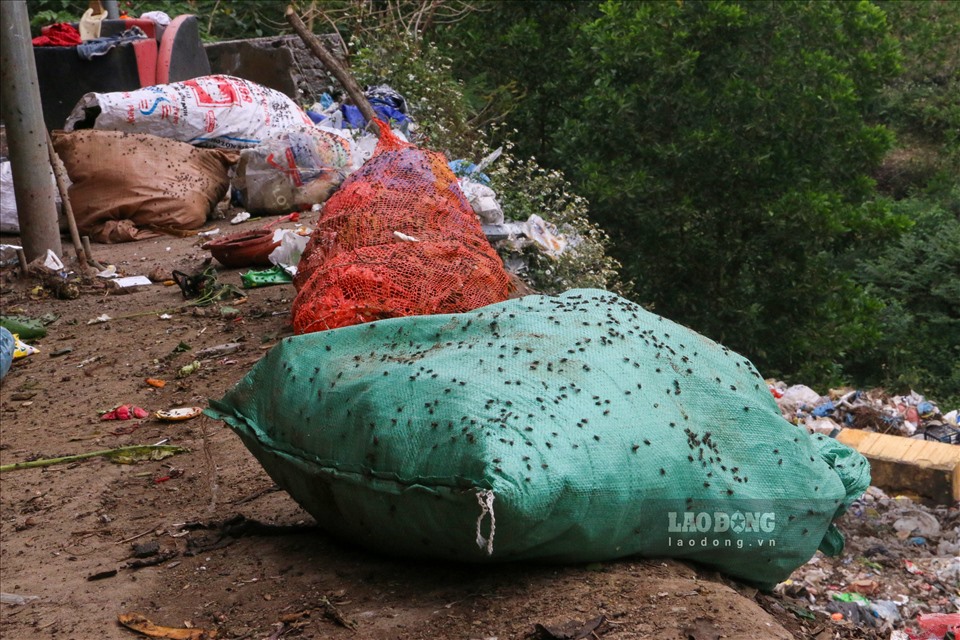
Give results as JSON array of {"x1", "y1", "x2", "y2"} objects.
[
  {"x1": 233, "y1": 129, "x2": 350, "y2": 215},
  {"x1": 1, "y1": 160, "x2": 63, "y2": 234},
  {"x1": 12, "y1": 334, "x2": 39, "y2": 359},
  {"x1": 460, "y1": 177, "x2": 504, "y2": 224},
  {"x1": 491, "y1": 215, "x2": 569, "y2": 257},
  {"x1": 0, "y1": 327, "x2": 14, "y2": 380},
  {"x1": 64, "y1": 75, "x2": 315, "y2": 150},
  {"x1": 267, "y1": 228, "x2": 311, "y2": 276}
]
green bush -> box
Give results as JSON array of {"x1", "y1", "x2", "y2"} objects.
[
  {"x1": 350, "y1": 27, "x2": 626, "y2": 295},
  {"x1": 850, "y1": 197, "x2": 960, "y2": 408},
  {"x1": 485, "y1": 141, "x2": 627, "y2": 295}
]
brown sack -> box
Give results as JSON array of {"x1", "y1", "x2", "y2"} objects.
[{"x1": 51, "y1": 130, "x2": 238, "y2": 243}]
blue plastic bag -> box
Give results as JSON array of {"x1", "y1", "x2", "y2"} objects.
[{"x1": 0, "y1": 326, "x2": 14, "y2": 380}]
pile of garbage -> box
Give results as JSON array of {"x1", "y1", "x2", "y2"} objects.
[
  {"x1": 766, "y1": 381, "x2": 959, "y2": 638},
  {"x1": 776, "y1": 485, "x2": 959, "y2": 639},
  {"x1": 769, "y1": 381, "x2": 960, "y2": 445}
]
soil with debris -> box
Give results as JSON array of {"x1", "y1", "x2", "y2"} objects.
[{"x1": 0, "y1": 217, "x2": 956, "y2": 640}]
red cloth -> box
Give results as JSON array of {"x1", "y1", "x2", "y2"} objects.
[{"x1": 32, "y1": 23, "x2": 82, "y2": 47}]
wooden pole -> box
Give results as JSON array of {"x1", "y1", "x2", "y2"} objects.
[
  {"x1": 284, "y1": 5, "x2": 380, "y2": 131},
  {"x1": 46, "y1": 132, "x2": 88, "y2": 269}
]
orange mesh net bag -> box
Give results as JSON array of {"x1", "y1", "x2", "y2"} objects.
[{"x1": 292, "y1": 121, "x2": 510, "y2": 334}]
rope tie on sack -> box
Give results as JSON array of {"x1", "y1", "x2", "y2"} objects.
[{"x1": 475, "y1": 489, "x2": 496, "y2": 556}]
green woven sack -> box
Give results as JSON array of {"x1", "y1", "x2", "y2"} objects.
[{"x1": 207, "y1": 289, "x2": 869, "y2": 588}]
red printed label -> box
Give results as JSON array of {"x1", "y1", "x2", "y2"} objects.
[{"x1": 184, "y1": 77, "x2": 241, "y2": 107}]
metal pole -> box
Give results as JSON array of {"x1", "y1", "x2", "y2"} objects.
[
  {"x1": 0, "y1": 1, "x2": 63, "y2": 262},
  {"x1": 102, "y1": 0, "x2": 120, "y2": 19}
]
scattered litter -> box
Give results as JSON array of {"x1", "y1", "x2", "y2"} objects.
[
  {"x1": 112, "y1": 276, "x2": 153, "y2": 288},
  {"x1": 145, "y1": 378, "x2": 167, "y2": 388},
  {"x1": 147, "y1": 266, "x2": 171, "y2": 283},
  {"x1": 155, "y1": 407, "x2": 204, "y2": 422},
  {"x1": 460, "y1": 177, "x2": 503, "y2": 224},
  {"x1": 0, "y1": 315, "x2": 48, "y2": 340},
  {"x1": 117, "y1": 612, "x2": 217, "y2": 639},
  {"x1": 152, "y1": 469, "x2": 184, "y2": 484},
  {"x1": 195, "y1": 343, "x2": 241, "y2": 358},
  {"x1": 0, "y1": 243, "x2": 23, "y2": 265},
  {"x1": 917, "y1": 613, "x2": 960, "y2": 638},
  {"x1": 76, "y1": 355, "x2": 101, "y2": 368},
  {"x1": 241, "y1": 265, "x2": 293, "y2": 289},
  {"x1": 177, "y1": 361, "x2": 201, "y2": 378},
  {"x1": 42, "y1": 250, "x2": 65, "y2": 272},
  {"x1": 97, "y1": 265, "x2": 118, "y2": 278},
  {"x1": 0, "y1": 593, "x2": 39, "y2": 605},
  {"x1": 197, "y1": 228, "x2": 221, "y2": 238},
  {"x1": 172, "y1": 268, "x2": 245, "y2": 304},
  {"x1": 485, "y1": 214, "x2": 569, "y2": 258},
  {"x1": 392, "y1": 231, "x2": 420, "y2": 242},
  {"x1": 770, "y1": 382, "x2": 958, "y2": 443},
  {"x1": 158, "y1": 314, "x2": 173, "y2": 320},
  {"x1": 87, "y1": 314, "x2": 112, "y2": 325},
  {"x1": 101, "y1": 405, "x2": 149, "y2": 421},
  {"x1": 230, "y1": 211, "x2": 251, "y2": 225},
  {"x1": 267, "y1": 228, "x2": 310, "y2": 276},
  {"x1": 12, "y1": 335, "x2": 39, "y2": 359},
  {"x1": 781, "y1": 483, "x2": 959, "y2": 638}
]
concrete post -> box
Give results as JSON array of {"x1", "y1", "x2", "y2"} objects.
[
  {"x1": 0, "y1": 0, "x2": 63, "y2": 262},
  {"x1": 102, "y1": 1, "x2": 120, "y2": 20}
]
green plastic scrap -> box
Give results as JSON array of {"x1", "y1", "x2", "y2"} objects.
[
  {"x1": 832, "y1": 592, "x2": 871, "y2": 605},
  {"x1": 0, "y1": 316, "x2": 47, "y2": 340},
  {"x1": 241, "y1": 265, "x2": 293, "y2": 289},
  {"x1": 783, "y1": 603, "x2": 816, "y2": 620}
]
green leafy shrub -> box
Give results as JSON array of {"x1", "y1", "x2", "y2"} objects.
[
  {"x1": 349, "y1": 28, "x2": 625, "y2": 295},
  {"x1": 485, "y1": 142, "x2": 627, "y2": 295},
  {"x1": 850, "y1": 197, "x2": 960, "y2": 407}
]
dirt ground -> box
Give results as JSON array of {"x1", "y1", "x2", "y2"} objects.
[{"x1": 0, "y1": 216, "x2": 898, "y2": 640}]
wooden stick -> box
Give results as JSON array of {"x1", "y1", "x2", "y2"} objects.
[
  {"x1": 46, "y1": 132, "x2": 87, "y2": 269},
  {"x1": 16, "y1": 248, "x2": 28, "y2": 276},
  {"x1": 80, "y1": 236, "x2": 106, "y2": 271},
  {"x1": 285, "y1": 5, "x2": 380, "y2": 132}
]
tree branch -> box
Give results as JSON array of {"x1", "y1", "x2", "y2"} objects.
[{"x1": 285, "y1": 5, "x2": 379, "y2": 129}]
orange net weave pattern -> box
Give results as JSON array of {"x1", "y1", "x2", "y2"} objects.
[{"x1": 292, "y1": 122, "x2": 510, "y2": 334}]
